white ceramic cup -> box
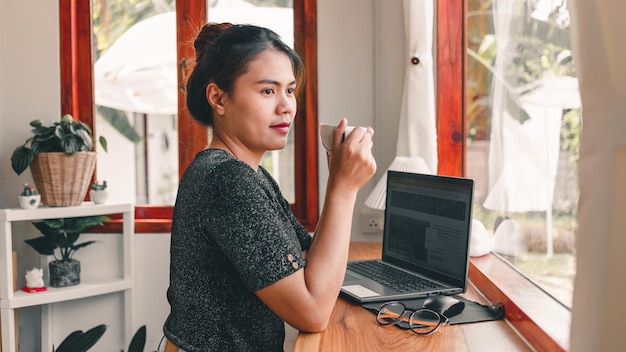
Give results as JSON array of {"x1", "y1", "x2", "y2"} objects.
[{"x1": 319, "y1": 124, "x2": 368, "y2": 152}]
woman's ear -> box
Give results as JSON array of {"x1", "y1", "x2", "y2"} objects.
[{"x1": 206, "y1": 83, "x2": 226, "y2": 116}]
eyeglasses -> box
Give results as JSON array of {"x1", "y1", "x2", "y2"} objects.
[{"x1": 376, "y1": 301, "x2": 449, "y2": 336}]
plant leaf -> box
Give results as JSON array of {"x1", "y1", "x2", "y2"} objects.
[
  {"x1": 30, "y1": 119, "x2": 43, "y2": 128},
  {"x1": 54, "y1": 124, "x2": 65, "y2": 139},
  {"x1": 43, "y1": 218, "x2": 65, "y2": 228},
  {"x1": 61, "y1": 114, "x2": 73, "y2": 123},
  {"x1": 10, "y1": 146, "x2": 34, "y2": 175},
  {"x1": 71, "y1": 240, "x2": 98, "y2": 251},
  {"x1": 75, "y1": 128, "x2": 93, "y2": 150},
  {"x1": 32, "y1": 220, "x2": 63, "y2": 236},
  {"x1": 97, "y1": 105, "x2": 142, "y2": 143},
  {"x1": 54, "y1": 330, "x2": 84, "y2": 352},
  {"x1": 60, "y1": 135, "x2": 79, "y2": 154},
  {"x1": 32, "y1": 135, "x2": 62, "y2": 153},
  {"x1": 67, "y1": 215, "x2": 110, "y2": 233},
  {"x1": 24, "y1": 236, "x2": 56, "y2": 256},
  {"x1": 33, "y1": 125, "x2": 55, "y2": 137},
  {"x1": 77, "y1": 120, "x2": 93, "y2": 135},
  {"x1": 55, "y1": 324, "x2": 107, "y2": 352},
  {"x1": 65, "y1": 231, "x2": 81, "y2": 245},
  {"x1": 99, "y1": 136, "x2": 108, "y2": 152},
  {"x1": 127, "y1": 325, "x2": 147, "y2": 352}
]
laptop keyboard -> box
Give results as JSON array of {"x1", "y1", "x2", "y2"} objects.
[{"x1": 347, "y1": 261, "x2": 445, "y2": 293}]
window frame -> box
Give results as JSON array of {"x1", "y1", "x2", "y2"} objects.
[
  {"x1": 59, "y1": 0, "x2": 319, "y2": 233},
  {"x1": 436, "y1": 0, "x2": 466, "y2": 177}
]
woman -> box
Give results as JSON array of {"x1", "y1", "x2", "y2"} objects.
[{"x1": 163, "y1": 23, "x2": 376, "y2": 351}]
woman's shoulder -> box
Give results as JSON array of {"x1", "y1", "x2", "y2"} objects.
[
  {"x1": 185, "y1": 149, "x2": 248, "y2": 174},
  {"x1": 186, "y1": 149, "x2": 260, "y2": 187}
]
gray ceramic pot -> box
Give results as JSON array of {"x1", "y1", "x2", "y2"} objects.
[{"x1": 49, "y1": 259, "x2": 81, "y2": 287}]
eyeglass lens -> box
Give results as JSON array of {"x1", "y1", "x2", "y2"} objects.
[
  {"x1": 377, "y1": 301, "x2": 406, "y2": 325},
  {"x1": 409, "y1": 309, "x2": 442, "y2": 335},
  {"x1": 376, "y1": 302, "x2": 443, "y2": 335}
]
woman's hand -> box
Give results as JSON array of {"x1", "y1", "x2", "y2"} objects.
[{"x1": 326, "y1": 118, "x2": 377, "y2": 196}]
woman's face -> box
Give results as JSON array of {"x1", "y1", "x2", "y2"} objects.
[{"x1": 218, "y1": 48, "x2": 297, "y2": 158}]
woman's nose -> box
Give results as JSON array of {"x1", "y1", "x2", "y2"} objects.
[{"x1": 277, "y1": 94, "x2": 295, "y2": 116}]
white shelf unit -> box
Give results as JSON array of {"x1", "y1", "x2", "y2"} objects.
[{"x1": 0, "y1": 203, "x2": 134, "y2": 352}]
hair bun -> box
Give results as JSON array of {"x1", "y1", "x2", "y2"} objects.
[{"x1": 194, "y1": 22, "x2": 233, "y2": 61}]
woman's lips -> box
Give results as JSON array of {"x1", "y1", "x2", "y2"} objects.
[{"x1": 272, "y1": 122, "x2": 291, "y2": 134}]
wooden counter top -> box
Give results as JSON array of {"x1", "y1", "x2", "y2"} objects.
[{"x1": 294, "y1": 242, "x2": 532, "y2": 352}]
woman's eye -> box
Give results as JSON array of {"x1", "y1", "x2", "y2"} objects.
[
  {"x1": 263, "y1": 88, "x2": 274, "y2": 95},
  {"x1": 287, "y1": 87, "x2": 296, "y2": 94}
]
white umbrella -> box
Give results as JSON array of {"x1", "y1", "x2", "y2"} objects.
[
  {"x1": 94, "y1": 12, "x2": 177, "y2": 115},
  {"x1": 94, "y1": 0, "x2": 293, "y2": 115},
  {"x1": 208, "y1": 0, "x2": 293, "y2": 45}
]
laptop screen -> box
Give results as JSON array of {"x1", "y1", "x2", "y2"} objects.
[{"x1": 382, "y1": 171, "x2": 474, "y2": 286}]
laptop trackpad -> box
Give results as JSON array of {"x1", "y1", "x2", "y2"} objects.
[
  {"x1": 342, "y1": 284, "x2": 380, "y2": 298},
  {"x1": 342, "y1": 272, "x2": 382, "y2": 298}
]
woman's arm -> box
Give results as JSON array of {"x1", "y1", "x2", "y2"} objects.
[{"x1": 256, "y1": 118, "x2": 376, "y2": 332}]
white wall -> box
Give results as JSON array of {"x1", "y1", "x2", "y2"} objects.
[
  {"x1": 317, "y1": 0, "x2": 404, "y2": 241},
  {"x1": 0, "y1": 0, "x2": 61, "y2": 210},
  {"x1": 0, "y1": 2, "x2": 62, "y2": 349},
  {"x1": 0, "y1": 0, "x2": 406, "y2": 350}
]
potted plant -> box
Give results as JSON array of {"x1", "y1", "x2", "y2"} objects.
[
  {"x1": 19, "y1": 182, "x2": 41, "y2": 209},
  {"x1": 90, "y1": 180, "x2": 109, "y2": 204},
  {"x1": 10, "y1": 114, "x2": 108, "y2": 207},
  {"x1": 24, "y1": 215, "x2": 110, "y2": 287}
]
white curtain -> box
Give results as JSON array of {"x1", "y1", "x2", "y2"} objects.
[
  {"x1": 396, "y1": 0, "x2": 437, "y2": 171},
  {"x1": 365, "y1": 0, "x2": 437, "y2": 210},
  {"x1": 569, "y1": 1, "x2": 626, "y2": 351},
  {"x1": 484, "y1": 0, "x2": 570, "y2": 213}
]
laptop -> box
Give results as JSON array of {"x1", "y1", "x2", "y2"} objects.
[{"x1": 341, "y1": 170, "x2": 474, "y2": 303}]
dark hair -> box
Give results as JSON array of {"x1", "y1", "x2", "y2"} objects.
[{"x1": 186, "y1": 23, "x2": 305, "y2": 126}]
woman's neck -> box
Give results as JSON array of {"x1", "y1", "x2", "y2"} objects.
[{"x1": 209, "y1": 134, "x2": 261, "y2": 171}]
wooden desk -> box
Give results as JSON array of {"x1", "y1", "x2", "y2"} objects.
[{"x1": 294, "y1": 242, "x2": 532, "y2": 352}]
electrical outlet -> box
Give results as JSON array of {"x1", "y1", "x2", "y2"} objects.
[{"x1": 360, "y1": 208, "x2": 385, "y2": 233}]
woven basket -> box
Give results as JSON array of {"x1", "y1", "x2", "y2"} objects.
[{"x1": 30, "y1": 152, "x2": 97, "y2": 207}]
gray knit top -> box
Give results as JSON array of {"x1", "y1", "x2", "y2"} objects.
[{"x1": 163, "y1": 149, "x2": 312, "y2": 351}]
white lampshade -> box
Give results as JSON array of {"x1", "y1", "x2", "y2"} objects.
[{"x1": 364, "y1": 156, "x2": 432, "y2": 210}]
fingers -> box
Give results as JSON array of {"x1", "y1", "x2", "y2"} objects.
[
  {"x1": 332, "y1": 119, "x2": 349, "y2": 149},
  {"x1": 360, "y1": 126, "x2": 374, "y2": 146},
  {"x1": 342, "y1": 124, "x2": 373, "y2": 144},
  {"x1": 347, "y1": 125, "x2": 374, "y2": 151}
]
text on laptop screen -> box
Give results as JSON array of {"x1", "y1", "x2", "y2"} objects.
[{"x1": 383, "y1": 172, "x2": 473, "y2": 281}]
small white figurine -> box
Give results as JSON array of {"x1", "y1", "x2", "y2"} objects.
[{"x1": 25, "y1": 268, "x2": 45, "y2": 288}]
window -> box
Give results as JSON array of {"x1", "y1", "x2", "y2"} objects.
[
  {"x1": 466, "y1": 0, "x2": 578, "y2": 308},
  {"x1": 439, "y1": 1, "x2": 576, "y2": 348},
  {"x1": 437, "y1": 0, "x2": 577, "y2": 308},
  {"x1": 59, "y1": 0, "x2": 319, "y2": 232}
]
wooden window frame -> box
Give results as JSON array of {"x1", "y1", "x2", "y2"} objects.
[
  {"x1": 59, "y1": 0, "x2": 319, "y2": 233},
  {"x1": 437, "y1": 0, "x2": 466, "y2": 177}
]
